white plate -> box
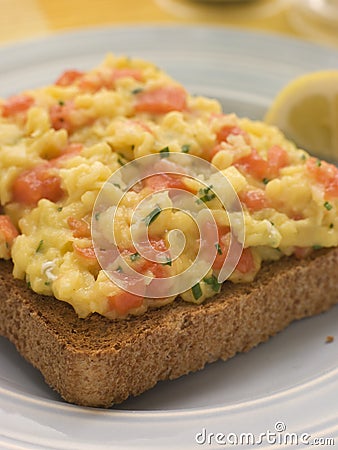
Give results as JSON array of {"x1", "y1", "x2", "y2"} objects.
[{"x1": 1, "y1": 26, "x2": 338, "y2": 450}]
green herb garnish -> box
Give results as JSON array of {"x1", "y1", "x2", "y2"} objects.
[
  {"x1": 316, "y1": 159, "x2": 322, "y2": 167},
  {"x1": 159, "y1": 147, "x2": 170, "y2": 158},
  {"x1": 312, "y1": 245, "x2": 323, "y2": 250},
  {"x1": 161, "y1": 256, "x2": 172, "y2": 266},
  {"x1": 95, "y1": 212, "x2": 101, "y2": 221},
  {"x1": 197, "y1": 185, "x2": 216, "y2": 204},
  {"x1": 192, "y1": 283, "x2": 202, "y2": 300},
  {"x1": 181, "y1": 144, "x2": 190, "y2": 153},
  {"x1": 117, "y1": 152, "x2": 127, "y2": 166},
  {"x1": 262, "y1": 178, "x2": 270, "y2": 185},
  {"x1": 143, "y1": 206, "x2": 162, "y2": 226},
  {"x1": 130, "y1": 252, "x2": 140, "y2": 262},
  {"x1": 57, "y1": 206, "x2": 63, "y2": 212},
  {"x1": 329, "y1": 223, "x2": 334, "y2": 229},
  {"x1": 324, "y1": 201, "x2": 333, "y2": 211},
  {"x1": 203, "y1": 275, "x2": 221, "y2": 293},
  {"x1": 36, "y1": 240, "x2": 44, "y2": 253},
  {"x1": 131, "y1": 87, "x2": 143, "y2": 94},
  {"x1": 215, "y1": 243, "x2": 223, "y2": 255}
]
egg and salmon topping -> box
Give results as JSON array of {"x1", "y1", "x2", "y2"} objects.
[{"x1": 0, "y1": 54, "x2": 337, "y2": 319}]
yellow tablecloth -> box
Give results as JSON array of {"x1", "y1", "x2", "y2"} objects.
[{"x1": 1, "y1": 0, "x2": 337, "y2": 48}]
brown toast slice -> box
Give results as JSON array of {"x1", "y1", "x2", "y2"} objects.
[{"x1": 1, "y1": 248, "x2": 338, "y2": 408}]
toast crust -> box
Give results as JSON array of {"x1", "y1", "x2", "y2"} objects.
[{"x1": 1, "y1": 248, "x2": 338, "y2": 407}]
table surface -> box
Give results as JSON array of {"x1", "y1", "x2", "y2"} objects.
[{"x1": 0, "y1": 0, "x2": 337, "y2": 49}]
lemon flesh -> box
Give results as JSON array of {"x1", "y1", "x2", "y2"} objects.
[{"x1": 265, "y1": 71, "x2": 338, "y2": 161}]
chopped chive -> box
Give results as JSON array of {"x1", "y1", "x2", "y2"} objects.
[
  {"x1": 200, "y1": 185, "x2": 213, "y2": 194},
  {"x1": 316, "y1": 159, "x2": 322, "y2": 167},
  {"x1": 198, "y1": 194, "x2": 216, "y2": 204},
  {"x1": 5, "y1": 242, "x2": 9, "y2": 249},
  {"x1": 116, "y1": 265, "x2": 123, "y2": 273},
  {"x1": 57, "y1": 206, "x2": 63, "y2": 212},
  {"x1": 36, "y1": 240, "x2": 44, "y2": 253},
  {"x1": 324, "y1": 201, "x2": 333, "y2": 211},
  {"x1": 44, "y1": 281, "x2": 51, "y2": 286},
  {"x1": 58, "y1": 100, "x2": 65, "y2": 106},
  {"x1": 300, "y1": 153, "x2": 307, "y2": 161},
  {"x1": 262, "y1": 177, "x2": 270, "y2": 185},
  {"x1": 181, "y1": 144, "x2": 190, "y2": 153},
  {"x1": 198, "y1": 193, "x2": 216, "y2": 203},
  {"x1": 112, "y1": 182, "x2": 121, "y2": 189},
  {"x1": 196, "y1": 185, "x2": 216, "y2": 204},
  {"x1": 95, "y1": 212, "x2": 101, "y2": 221},
  {"x1": 192, "y1": 283, "x2": 202, "y2": 300},
  {"x1": 203, "y1": 275, "x2": 221, "y2": 293},
  {"x1": 159, "y1": 147, "x2": 170, "y2": 158},
  {"x1": 215, "y1": 243, "x2": 223, "y2": 255},
  {"x1": 117, "y1": 152, "x2": 128, "y2": 166},
  {"x1": 131, "y1": 87, "x2": 143, "y2": 94},
  {"x1": 161, "y1": 256, "x2": 172, "y2": 266},
  {"x1": 131, "y1": 144, "x2": 135, "y2": 151},
  {"x1": 329, "y1": 223, "x2": 334, "y2": 229},
  {"x1": 130, "y1": 252, "x2": 140, "y2": 262},
  {"x1": 312, "y1": 245, "x2": 323, "y2": 250},
  {"x1": 27, "y1": 281, "x2": 31, "y2": 289},
  {"x1": 143, "y1": 206, "x2": 162, "y2": 226},
  {"x1": 270, "y1": 221, "x2": 275, "y2": 226}
]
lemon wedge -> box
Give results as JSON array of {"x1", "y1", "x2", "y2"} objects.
[{"x1": 265, "y1": 71, "x2": 338, "y2": 161}]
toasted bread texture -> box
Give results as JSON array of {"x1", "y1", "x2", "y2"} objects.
[{"x1": 1, "y1": 248, "x2": 338, "y2": 408}]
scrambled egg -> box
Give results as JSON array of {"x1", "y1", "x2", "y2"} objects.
[{"x1": 0, "y1": 54, "x2": 337, "y2": 319}]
